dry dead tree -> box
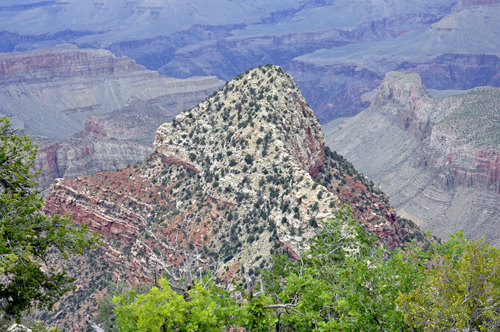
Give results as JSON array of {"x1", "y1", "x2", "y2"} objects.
[{"x1": 86, "y1": 315, "x2": 105, "y2": 332}]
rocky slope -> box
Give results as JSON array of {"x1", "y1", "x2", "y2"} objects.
[
  {"x1": 0, "y1": 44, "x2": 224, "y2": 139},
  {"x1": 42, "y1": 66, "x2": 424, "y2": 331},
  {"x1": 325, "y1": 71, "x2": 500, "y2": 245}
]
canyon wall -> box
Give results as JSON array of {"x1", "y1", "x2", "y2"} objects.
[
  {"x1": 325, "y1": 71, "x2": 500, "y2": 245},
  {"x1": 0, "y1": 44, "x2": 224, "y2": 139},
  {"x1": 0, "y1": 45, "x2": 224, "y2": 187},
  {"x1": 34, "y1": 138, "x2": 153, "y2": 188}
]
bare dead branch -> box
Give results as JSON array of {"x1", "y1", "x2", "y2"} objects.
[{"x1": 86, "y1": 316, "x2": 105, "y2": 332}]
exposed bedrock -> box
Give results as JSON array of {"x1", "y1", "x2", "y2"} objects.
[
  {"x1": 325, "y1": 71, "x2": 500, "y2": 245},
  {"x1": 0, "y1": 44, "x2": 224, "y2": 139},
  {"x1": 34, "y1": 138, "x2": 153, "y2": 187}
]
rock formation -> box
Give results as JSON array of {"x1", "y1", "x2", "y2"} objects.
[
  {"x1": 0, "y1": 45, "x2": 224, "y2": 187},
  {"x1": 325, "y1": 71, "x2": 500, "y2": 246},
  {"x1": 34, "y1": 137, "x2": 153, "y2": 188},
  {"x1": 42, "y1": 66, "x2": 424, "y2": 330},
  {"x1": 0, "y1": 44, "x2": 224, "y2": 139}
]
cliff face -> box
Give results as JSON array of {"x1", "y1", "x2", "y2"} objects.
[
  {"x1": 0, "y1": 45, "x2": 144, "y2": 85},
  {"x1": 325, "y1": 71, "x2": 500, "y2": 246},
  {"x1": 0, "y1": 45, "x2": 223, "y2": 187},
  {"x1": 33, "y1": 99, "x2": 178, "y2": 187},
  {"x1": 0, "y1": 44, "x2": 224, "y2": 139},
  {"x1": 77, "y1": 99, "x2": 175, "y2": 145},
  {"x1": 42, "y1": 66, "x2": 423, "y2": 330},
  {"x1": 34, "y1": 138, "x2": 154, "y2": 188}
]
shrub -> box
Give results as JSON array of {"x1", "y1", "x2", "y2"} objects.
[{"x1": 244, "y1": 154, "x2": 253, "y2": 165}]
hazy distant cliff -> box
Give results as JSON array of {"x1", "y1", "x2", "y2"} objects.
[
  {"x1": 0, "y1": 45, "x2": 224, "y2": 187},
  {"x1": 325, "y1": 71, "x2": 500, "y2": 245},
  {"x1": 0, "y1": 44, "x2": 224, "y2": 139}
]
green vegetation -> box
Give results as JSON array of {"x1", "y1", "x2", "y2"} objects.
[
  {"x1": 398, "y1": 235, "x2": 500, "y2": 331},
  {"x1": 245, "y1": 154, "x2": 254, "y2": 165},
  {"x1": 99, "y1": 205, "x2": 500, "y2": 331},
  {"x1": 0, "y1": 118, "x2": 100, "y2": 329}
]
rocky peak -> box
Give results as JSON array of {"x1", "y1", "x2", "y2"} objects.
[
  {"x1": 150, "y1": 65, "x2": 333, "y2": 257},
  {"x1": 45, "y1": 66, "x2": 422, "y2": 271},
  {"x1": 372, "y1": 71, "x2": 432, "y2": 110},
  {"x1": 371, "y1": 71, "x2": 435, "y2": 141},
  {"x1": 42, "y1": 66, "x2": 425, "y2": 330},
  {"x1": 154, "y1": 65, "x2": 325, "y2": 178}
]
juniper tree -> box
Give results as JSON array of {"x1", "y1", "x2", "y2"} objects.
[{"x1": 0, "y1": 117, "x2": 99, "y2": 327}]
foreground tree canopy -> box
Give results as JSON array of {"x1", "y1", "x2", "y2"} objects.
[
  {"x1": 97, "y1": 206, "x2": 500, "y2": 332},
  {"x1": 0, "y1": 117, "x2": 100, "y2": 328},
  {"x1": 398, "y1": 235, "x2": 500, "y2": 331}
]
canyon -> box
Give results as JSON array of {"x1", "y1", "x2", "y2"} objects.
[
  {"x1": 0, "y1": 44, "x2": 224, "y2": 187},
  {"x1": 0, "y1": 44, "x2": 223, "y2": 139},
  {"x1": 42, "y1": 66, "x2": 425, "y2": 330},
  {"x1": 6, "y1": 0, "x2": 498, "y2": 121},
  {"x1": 1, "y1": 1, "x2": 499, "y2": 329},
  {"x1": 325, "y1": 71, "x2": 500, "y2": 246}
]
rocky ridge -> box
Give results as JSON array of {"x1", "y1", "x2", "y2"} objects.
[
  {"x1": 325, "y1": 71, "x2": 500, "y2": 245},
  {"x1": 42, "y1": 66, "x2": 424, "y2": 331}
]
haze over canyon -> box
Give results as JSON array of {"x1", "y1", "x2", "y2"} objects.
[
  {"x1": 1, "y1": 1, "x2": 500, "y2": 330},
  {"x1": 2, "y1": 0, "x2": 500, "y2": 122}
]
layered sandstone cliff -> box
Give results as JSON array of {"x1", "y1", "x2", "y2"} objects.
[
  {"x1": 0, "y1": 45, "x2": 224, "y2": 187},
  {"x1": 0, "y1": 44, "x2": 224, "y2": 139},
  {"x1": 34, "y1": 138, "x2": 154, "y2": 188},
  {"x1": 326, "y1": 71, "x2": 500, "y2": 245}
]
